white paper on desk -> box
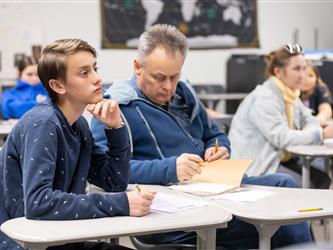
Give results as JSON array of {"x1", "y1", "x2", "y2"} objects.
[
  {"x1": 169, "y1": 182, "x2": 237, "y2": 196},
  {"x1": 211, "y1": 189, "x2": 274, "y2": 202},
  {"x1": 151, "y1": 192, "x2": 209, "y2": 213}
]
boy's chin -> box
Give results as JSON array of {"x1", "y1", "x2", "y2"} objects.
[{"x1": 90, "y1": 95, "x2": 104, "y2": 104}]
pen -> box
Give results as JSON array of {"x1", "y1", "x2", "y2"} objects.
[
  {"x1": 298, "y1": 207, "x2": 323, "y2": 212},
  {"x1": 135, "y1": 184, "x2": 141, "y2": 193},
  {"x1": 198, "y1": 162, "x2": 205, "y2": 167},
  {"x1": 214, "y1": 138, "x2": 219, "y2": 153}
]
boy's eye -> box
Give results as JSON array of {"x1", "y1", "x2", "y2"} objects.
[{"x1": 80, "y1": 71, "x2": 89, "y2": 77}]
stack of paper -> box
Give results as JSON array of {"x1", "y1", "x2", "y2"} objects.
[
  {"x1": 151, "y1": 192, "x2": 209, "y2": 213},
  {"x1": 169, "y1": 159, "x2": 252, "y2": 196}
]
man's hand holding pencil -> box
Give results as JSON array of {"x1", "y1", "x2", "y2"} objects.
[{"x1": 204, "y1": 138, "x2": 229, "y2": 162}]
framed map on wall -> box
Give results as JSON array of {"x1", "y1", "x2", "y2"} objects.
[{"x1": 101, "y1": 0, "x2": 259, "y2": 49}]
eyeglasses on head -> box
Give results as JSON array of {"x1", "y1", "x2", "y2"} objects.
[{"x1": 284, "y1": 43, "x2": 303, "y2": 54}]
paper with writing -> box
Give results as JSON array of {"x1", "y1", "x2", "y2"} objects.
[{"x1": 151, "y1": 192, "x2": 209, "y2": 213}]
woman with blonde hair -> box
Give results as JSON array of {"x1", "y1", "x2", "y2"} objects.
[{"x1": 229, "y1": 44, "x2": 333, "y2": 189}]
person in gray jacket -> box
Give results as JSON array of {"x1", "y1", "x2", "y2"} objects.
[{"x1": 229, "y1": 44, "x2": 333, "y2": 188}]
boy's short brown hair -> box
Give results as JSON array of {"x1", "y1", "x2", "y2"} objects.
[{"x1": 38, "y1": 38, "x2": 96, "y2": 102}]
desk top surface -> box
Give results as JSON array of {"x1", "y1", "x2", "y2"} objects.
[
  {"x1": 286, "y1": 144, "x2": 333, "y2": 157},
  {"x1": 210, "y1": 185, "x2": 333, "y2": 224},
  {"x1": 1, "y1": 185, "x2": 231, "y2": 246}
]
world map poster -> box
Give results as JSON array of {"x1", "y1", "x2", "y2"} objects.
[{"x1": 101, "y1": 0, "x2": 259, "y2": 49}]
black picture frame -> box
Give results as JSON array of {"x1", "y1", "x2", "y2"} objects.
[{"x1": 101, "y1": 0, "x2": 259, "y2": 49}]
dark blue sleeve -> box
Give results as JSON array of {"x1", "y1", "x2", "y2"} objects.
[
  {"x1": 88, "y1": 126, "x2": 130, "y2": 192},
  {"x1": 22, "y1": 121, "x2": 129, "y2": 220},
  {"x1": 90, "y1": 117, "x2": 109, "y2": 151}
]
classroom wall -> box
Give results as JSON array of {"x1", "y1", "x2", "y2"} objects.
[{"x1": 0, "y1": 0, "x2": 332, "y2": 86}]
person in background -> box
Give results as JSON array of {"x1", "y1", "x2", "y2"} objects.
[
  {"x1": 300, "y1": 61, "x2": 333, "y2": 127},
  {"x1": 0, "y1": 39, "x2": 155, "y2": 250},
  {"x1": 1, "y1": 55, "x2": 48, "y2": 119},
  {"x1": 91, "y1": 25, "x2": 312, "y2": 249},
  {"x1": 229, "y1": 44, "x2": 333, "y2": 189}
]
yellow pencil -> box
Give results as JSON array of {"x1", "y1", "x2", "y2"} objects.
[
  {"x1": 298, "y1": 207, "x2": 323, "y2": 212},
  {"x1": 214, "y1": 138, "x2": 219, "y2": 153},
  {"x1": 198, "y1": 162, "x2": 205, "y2": 167},
  {"x1": 135, "y1": 184, "x2": 141, "y2": 192}
]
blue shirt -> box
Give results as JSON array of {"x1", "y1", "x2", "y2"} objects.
[{"x1": 1, "y1": 79, "x2": 48, "y2": 119}]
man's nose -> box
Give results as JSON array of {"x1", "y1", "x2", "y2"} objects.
[{"x1": 162, "y1": 79, "x2": 172, "y2": 91}]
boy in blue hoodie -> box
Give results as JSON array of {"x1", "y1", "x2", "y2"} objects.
[{"x1": 0, "y1": 39, "x2": 155, "y2": 250}]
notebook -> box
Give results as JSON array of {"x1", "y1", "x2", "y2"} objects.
[{"x1": 169, "y1": 159, "x2": 252, "y2": 196}]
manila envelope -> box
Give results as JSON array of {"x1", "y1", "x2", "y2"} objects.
[{"x1": 190, "y1": 159, "x2": 252, "y2": 186}]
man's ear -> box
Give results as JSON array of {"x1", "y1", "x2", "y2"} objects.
[
  {"x1": 134, "y1": 58, "x2": 142, "y2": 76},
  {"x1": 49, "y1": 79, "x2": 66, "y2": 95}
]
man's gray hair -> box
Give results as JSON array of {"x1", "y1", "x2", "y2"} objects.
[{"x1": 137, "y1": 24, "x2": 188, "y2": 64}]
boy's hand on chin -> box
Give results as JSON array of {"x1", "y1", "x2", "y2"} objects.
[{"x1": 87, "y1": 99, "x2": 123, "y2": 128}]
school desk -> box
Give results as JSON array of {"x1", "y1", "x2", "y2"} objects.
[
  {"x1": 1, "y1": 185, "x2": 232, "y2": 250},
  {"x1": 209, "y1": 184, "x2": 333, "y2": 250},
  {"x1": 286, "y1": 144, "x2": 333, "y2": 188}
]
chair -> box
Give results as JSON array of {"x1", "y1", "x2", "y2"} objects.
[
  {"x1": 226, "y1": 54, "x2": 265, "y2": 113},
  {"x1": 130, "y1": 236, "x2": 196, "y2": 250},
  {"x1": 191, "y1": 84, "x2": 225, "y2": 110}
]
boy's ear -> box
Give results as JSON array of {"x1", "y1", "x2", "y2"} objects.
[{"x1": 49, "y1": 79, "x2": 66, "y2": 95}]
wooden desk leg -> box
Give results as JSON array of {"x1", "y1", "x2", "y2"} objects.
[
  {"x1": 302, "y1": 157, "x2": 311, "y2": 189},
  {"x1": 254, "y1": 224, "x2": 279, "y2": 250},
  {"x1": 196, "y1": 228, "x2": 216, "y2": 250}
]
